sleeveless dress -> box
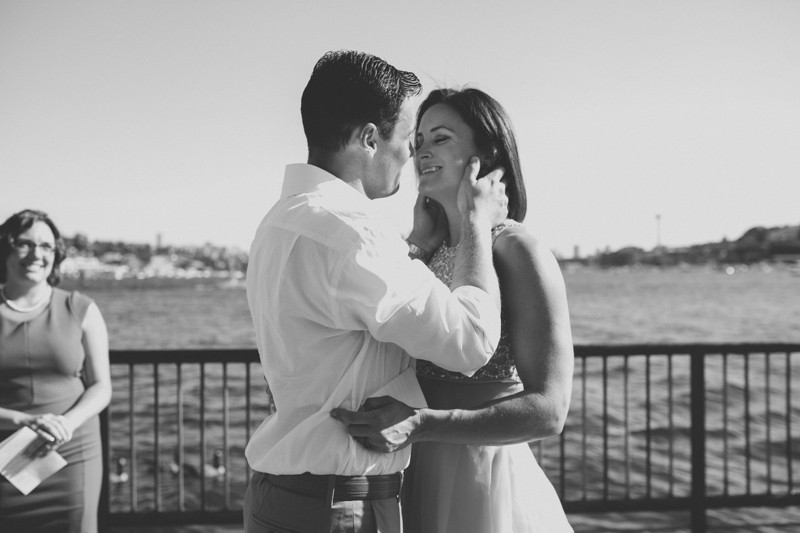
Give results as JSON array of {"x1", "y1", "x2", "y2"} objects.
[
  {"x1": 0, "y1": 288, "x2": 102, "y2": 533},
  {"x1": 405, "y1": 221, "x2": 573, "y2": 533}
]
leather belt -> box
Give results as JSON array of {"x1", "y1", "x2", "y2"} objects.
[{"x1": 265, "y1": 472, "x2": 402, "y2": 502}]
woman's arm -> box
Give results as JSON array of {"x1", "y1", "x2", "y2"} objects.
[
  {"x1": 415, "y1": 227, "x2": 574, "y2": 445},
  {"x1": 0, "y1": 407, "x2": 35, "y2": 428},
  {"x1": 58, "y1": 302, "x2": 112, "y2": 442},
  {"x1": 331, "y1": 227, "x2": 575, "y2": 450}
]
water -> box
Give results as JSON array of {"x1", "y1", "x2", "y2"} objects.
[
  {"x1": 78, "y1": 281, "x2": 256, "y2": 350},
  {"x1": 562, "y1": 265, "x2": 800, "y2": 345},
  {"x1": 67, "y1": 266, "x2": 800, "y2": 531},
  {"x1": 70, "y1": 265, "x2": 800, "y2": 350}
]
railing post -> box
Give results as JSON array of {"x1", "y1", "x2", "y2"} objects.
[
  {"x1": 690, "y1": 351, "x2": 707, "y2": 533},
  {"x1": 98, "y1": 407, "x2": 110, "y2": 533}
]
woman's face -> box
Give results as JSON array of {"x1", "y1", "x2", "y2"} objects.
[
  {"x1": 415, "y1": 103, "x2": 483, "y2": 206},
  {"x1": 5, "y1": 221, "x2": 56, "y2": 287}
]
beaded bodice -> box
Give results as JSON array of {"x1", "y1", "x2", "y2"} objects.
[{"x1": 416, "y1": 220, "x2": 521, "y2": 383}]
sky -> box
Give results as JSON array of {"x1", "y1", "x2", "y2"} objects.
[{"x1": 1, "y1": 0, "x2": 799, "y2": 258}]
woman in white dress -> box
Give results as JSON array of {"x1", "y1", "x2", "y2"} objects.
[{"x1": 334, "y1": 87, "x2": 574, "y2": 532}]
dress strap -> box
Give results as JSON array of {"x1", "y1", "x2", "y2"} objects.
[{"x1": 66, "y1": 289, "x2": 94, "y2": 323}]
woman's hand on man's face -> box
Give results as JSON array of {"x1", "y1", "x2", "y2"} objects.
[{"x1": 457, "y1": 157, "x2": 508, "y2": 227}]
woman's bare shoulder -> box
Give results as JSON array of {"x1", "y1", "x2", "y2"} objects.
[{"x1": 493, "y1": 224, "x2": 559, "y2": 272}]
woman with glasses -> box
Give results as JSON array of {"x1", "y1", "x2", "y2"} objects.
[{"x1": 0, "y1": 209, "x2": 111, "y2": 533}]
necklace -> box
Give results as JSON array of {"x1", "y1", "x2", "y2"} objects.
[{"x1": 0, "y1": 286, "x2": 51, "y2": 313}]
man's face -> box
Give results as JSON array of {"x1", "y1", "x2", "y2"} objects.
[{"x1": 366, "y1": 99, "x2": 416, "y2": 199}]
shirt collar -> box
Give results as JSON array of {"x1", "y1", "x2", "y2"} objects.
[{"x1": 281, "y1": 163, "x2": 368, "y2": 206}]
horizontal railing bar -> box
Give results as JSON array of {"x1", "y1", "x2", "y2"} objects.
[
  {"x1": 110, "y1": 348, "x2": 259, "y2": 363},
  {"x1": 703, "y1": 493, "x2": 800, "y2": 509},
  {"x1": 108, "y1": 510, "x2": 243, "y2": 526},
  {"x1": 107, "y1": 343, "x2": 800, "y2": 364},
  {"x1": 572, "y1": 343, "x2": 800, "y2": 357},
  {"x1": 565, "y1": 497, "x2": 695, "y2": 513},
  {"x1": 564, "y1": 492, "x2": 800, "y2": 514}
]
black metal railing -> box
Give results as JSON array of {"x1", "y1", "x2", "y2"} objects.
[{"x1": 98, "y1": 343, "x2": 800, "y2": 532}]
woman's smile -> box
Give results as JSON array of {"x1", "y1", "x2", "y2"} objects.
[{"x1": 419, "y1": 165, "x2": 442, "y2": 175}]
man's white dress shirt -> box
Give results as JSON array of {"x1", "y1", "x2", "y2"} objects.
[{"x1": 245, "y1": 164, "x2": 501, "y2": 476}]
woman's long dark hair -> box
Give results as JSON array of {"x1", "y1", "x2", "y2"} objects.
[
  {"x1": 417, "y1": 88, "x2": 527, "y2": 222},
  {"x1": 0, "y1": 209, "x2": 66, "y2": 286}
]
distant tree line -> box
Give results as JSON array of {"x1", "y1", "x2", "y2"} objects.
[
  {"x1": 62, "y1": 223, "x2": 800, "y2": 272},
  {"x1": 64, "y1": 233, "x2": 248, "y2": 273},
  {"x1": 593, "y1": 224, "x2": 800, "y2": 268}
]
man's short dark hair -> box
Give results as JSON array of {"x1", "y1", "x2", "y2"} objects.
[{"x1": 301, "y1": 50, "x2": 422, "y2": 153}]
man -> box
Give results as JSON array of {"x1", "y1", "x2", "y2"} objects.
[{"x1": 243, "y1": 50, "x2": 507, "y2": 533}]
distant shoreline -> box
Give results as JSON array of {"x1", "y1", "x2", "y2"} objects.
[
  {"x1": 57, "y1": 261, "x2": 800, "y2": 292},
  {"x1": 60, "y1": 275, "x2": 245, "y2": 291}
]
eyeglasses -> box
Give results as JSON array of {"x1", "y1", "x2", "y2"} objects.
[{"x1": 12, "y1": 239, "x2": 56, "y2": 255}]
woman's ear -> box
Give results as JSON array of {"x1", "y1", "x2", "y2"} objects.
[
  {"x1": 489, "y1": 145, "x2": 499, "y2": 164},
  {"x1": 478, "y1": 147, "x2": 499, "y2": 178}
]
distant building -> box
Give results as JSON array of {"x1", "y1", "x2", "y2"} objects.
[{"x1": 144, "y1": 255, "x2": 178, "y2": 278}]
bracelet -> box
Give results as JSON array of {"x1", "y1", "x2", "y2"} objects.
[{"x1": 407, "y1": 241, "x2": 432, "y2": 262}]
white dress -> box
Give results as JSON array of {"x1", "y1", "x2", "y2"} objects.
[{"x1": 404, "y1": 221, "x2": 573, "y2": 533}]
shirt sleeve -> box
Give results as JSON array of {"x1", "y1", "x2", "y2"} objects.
[{"x1": 331, "y1": 235, "x2": 501, "y2": 375}]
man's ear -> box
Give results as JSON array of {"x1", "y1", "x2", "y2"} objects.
[{"x1": 357, "y1": 123, "x2": 378, "y2": 157}]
